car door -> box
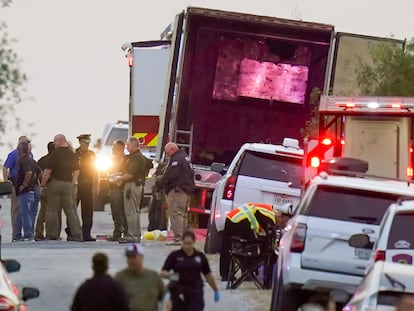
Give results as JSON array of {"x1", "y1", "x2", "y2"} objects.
[
  {"x1": 385, "y1": 212, "x2": 414, "y2": 264},
  {"x1": 233, "y1": 149, "x2": 302, "y2": 210}
]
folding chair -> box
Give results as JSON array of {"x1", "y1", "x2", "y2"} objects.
[{"x1": 226, "y1": 225, "x2": 277, "y2": 290}]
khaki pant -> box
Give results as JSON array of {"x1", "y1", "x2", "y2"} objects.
[
  {"x1": 45, "y1": 180, "x2": 81, "y2": 239},
  {"x1": 123, "y1": 182, "x2": 142, "y2": 241},
  {"x1": 167, "y1": 189, "x2": 190, "y2": 241},
  {"x1": 10, "y1": 186, "x2": 20, "y2": 240}
]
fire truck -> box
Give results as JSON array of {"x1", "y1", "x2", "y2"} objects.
[{"x1": 305, "y1": 96, "x2": 414, "y2": 182}]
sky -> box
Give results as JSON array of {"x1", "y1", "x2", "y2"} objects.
[{"x1": 1, "y1": 0, "x2": 414, "y2": 159}]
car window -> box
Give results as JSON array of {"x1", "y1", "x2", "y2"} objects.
[
  {"x1": 387, "y1": 212, "x2": 414, "y2": 249},
  {"x1": 377, "y1": 291, "x2": 406, "y2": 306},
  {"x1": 238, "y1": 150, "x2": 302, "y2": 187},
  {"x1": 302, "y1": 185, "x2": 408, "y2": 224},
  {"x1": 105, "y1": 128, "x2": 128, "y2": 146}
]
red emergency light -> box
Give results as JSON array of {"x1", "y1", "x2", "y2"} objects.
[
  {"x1": 391, "y1": 103, "x2": 402, "y2": 108},
  {"x1": 127, "y1": 54, "x2": 134, "y2": 67},
  {"x1": 341, "y1": 139, "x2": 346, "y2": 145},
  {"x1": 310, "y1": 156, "x2": 320, "y2": 168},
  {"x1": 407, "y1": 167, "x2": 413, "y2": 177},
  {"x1": 321, "y1": 138, "x2": 332, "y2": 146}
]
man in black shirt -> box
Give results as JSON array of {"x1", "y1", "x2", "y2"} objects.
[
  {"x1": 41, "y1": 134, "x2": 82, "y2": 241},
  {"x1": 34, "y1": 141, "x2": 55, "y2": 241},
  {"x1": 71, "y1": 252, "x2": 130, "y2": 311},
  {"x1": 113, "y1": 137, "x2": 146, "y2": 243},
  {"x1": 75, "y1": 134, "x2": 98, "y2": 241},
  {"x1": 161, "y1": 143, "x2": 195, "y2": 245}
]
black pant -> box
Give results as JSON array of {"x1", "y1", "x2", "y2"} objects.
[
  {"x1": 77, "y1": 184, "x2": 93, "y2": 238},
  {"x1": 109, "y1": 187, "x2": 126, "y2": 237},
  {"x1": 219, "y1": 218, "x2": 255, "y2": 279},
  {"x1": 170, "y1": 286, "x2": 204, "y2": 311},
  {"x1": 148, "y1": 191, "x2": 167, "y2": 231}
]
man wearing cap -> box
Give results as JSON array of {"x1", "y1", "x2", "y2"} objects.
[
  {"x1": 3, "y1": 135, "x2": 33, "y2": 241},
  {"x1": 71, "y1": 252, "x2": 130, "y2": 311},
  {"x1": 115, "y1": 243, "x2": 166, "y2": 311},
  {"x1": 74, "y1": 134, "x2": 98, "y2": 241},
  {"x1": 41, "y1": 134, "x2": 82, "y2": 241}
]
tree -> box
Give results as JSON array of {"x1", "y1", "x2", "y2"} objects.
[
  {"x1": 0, "y1": 0, "x2": 27, "y2": 136},
  {"x1": 357, "y1": 39, "x2": 414, "y2": 96}
]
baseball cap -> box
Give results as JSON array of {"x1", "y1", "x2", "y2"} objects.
[{"x1": 125, "y1": 243, "x2": 144, "y2": 256}]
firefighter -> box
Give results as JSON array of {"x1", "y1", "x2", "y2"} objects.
[
  {"x1": 74, "y1": 134, "x2": 98, "y2": 241},
  {"x1": 219, "y1": 203, "x2": 277, "y2": 281}
]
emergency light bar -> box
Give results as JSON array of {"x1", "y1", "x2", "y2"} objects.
[{"x1": 319, "y1": 96, "x2": 414, "y2": 115}]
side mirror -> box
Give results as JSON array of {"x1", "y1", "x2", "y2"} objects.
[
  {"x1": 278, "y1": 203, "x2": 294, "y2": 215},
  {"x1": 0, "y1": 181, "x2": 12, "y2": 196},
  {"x1": 22, "y1": 287, "x2": 40, "y2": 301},
  {"x1": 2, "y1": 259, "x2": 21, "y2": 273},
  {"x1": 211, "y1": 162, "x2": 225, "y2": 174},
  {"x1": 348, "y1": 234, "x2": 372, "y2": 249}
]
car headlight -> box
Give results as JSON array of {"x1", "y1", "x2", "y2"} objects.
[{"x1": 95, "y1": 154, "x2": 112, "y2": 172}]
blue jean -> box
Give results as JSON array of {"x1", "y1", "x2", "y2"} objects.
[{"x1": 15, "y1": 191, "x2": 35, "y2": 239}]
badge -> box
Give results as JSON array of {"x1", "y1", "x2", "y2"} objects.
[
  {"x1": 194, "y1": 256, "x2": 201, "y2": 264},
  {"x1": 392, "y1": 254, "x2": 413, "y2": 264},
  {"x1": 171, "y1": 161, "x2": 178, "y2": 166}
]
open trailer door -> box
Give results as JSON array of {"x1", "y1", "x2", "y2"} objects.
[
  {"x1": 156, "y1": 11, "x2": 185, "y2": 161},
  {"x1": 330, "y1": 32, "x2": 405, "y2": 96}
]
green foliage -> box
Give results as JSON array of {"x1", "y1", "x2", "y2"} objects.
[
  {"x1": 357, "y1": 38, "x2": 414, "y2": 96},
  {"x1": 0, "y1": 3, "x2": 27, "y2": 134}
]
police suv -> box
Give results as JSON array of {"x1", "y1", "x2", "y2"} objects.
[
  {"x1": 271, "y1": 159, "x2": 414, "y2": 311},
  {"x1": 205, "y1": 138, "x2": 303, "y2": 254}
]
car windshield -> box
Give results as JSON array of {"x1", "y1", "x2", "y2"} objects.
[
  {"x1": 104, "y1": 128, "x2": 128, "y2": 146},
  {"x1": 387, "y1": 212, "x2": 414, "y2": 249},
  {"x1": 303, "y1": 185, "x2": 410, "y2": 224},
  {"x1": 238, "y1": 150, "x2": 302, "y2": 188}
]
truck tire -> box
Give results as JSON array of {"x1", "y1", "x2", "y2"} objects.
[{"x1": 204, "y1": 219, "x2": 223, "y2": 254}]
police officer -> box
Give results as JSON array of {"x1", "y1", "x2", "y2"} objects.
[
  {"x1": 107, "y1": 139, "x2": 127, "y2": 241},
  {"x1": 113, "y1": 137, "x2": 146, "y2": 243},
  {"x1": 75, "y1": 134, "x2": 98, "y2": 241},
  {"x1": 160, "y1": 230, "x2": 220, "y2": 311},
  {"x1": 160, "y1": 142, "x2": 195, "y2": 245},
  {"x1": 41, "y1": 134, "x2": 82, "y2": 241}
]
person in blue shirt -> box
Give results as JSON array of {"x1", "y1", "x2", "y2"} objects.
[{"x1": 2, "y1": 135, "x2": 32, "y2": 241}]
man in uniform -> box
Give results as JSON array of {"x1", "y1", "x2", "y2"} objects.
[
  {"x1": 115, "y1": 243, "x2": 166, "y2": 311},
  {"x1": 107, "y1": 139, "x2": 127, "y2": 241},
  {"x1": 160, "y1": 142, "x2": 195, "y2": 245},
  {"x1": 113, "y1": 137, "x2": 146, "y2": 243},
  {"x1": 41, "y1": 134, "x2": 82, "y2": 241},
  {"x1": 75, "y1": 134, "x2": 98, "y2": 241},
  {"x1": 219, "y1": 203, "x2": 277, "y2": 282},
  {"x1": 2, "y1": 135, "x2": 32, "y2": 241}
]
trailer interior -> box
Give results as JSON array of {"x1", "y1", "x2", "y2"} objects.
[{"x1": 174, "y1": 8, "x2": 334, "y2": 165}]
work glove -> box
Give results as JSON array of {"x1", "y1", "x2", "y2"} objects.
[{"x1": 214, "y1": 291, "x2": 220, "y2": 303}]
